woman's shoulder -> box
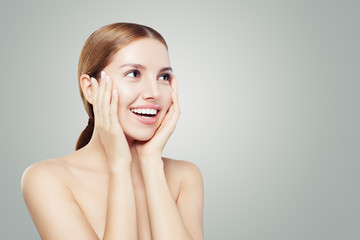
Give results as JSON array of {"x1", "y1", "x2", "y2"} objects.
[
  {"x1": 162, "y1": 157, "x2": 203, "y2": 185},
  {"x1": 21, "y1": 150, "x2": 84, "y2": 194},
  {"x1": 21, "y1": 149, "x2": 88, "y2": 184},
  {"x1": 21, "y1": 158, "x2": 74, "y2": 222},
  {"x1": 23, "y1": 158, "x2": 68, "y2": 172},
  {"x1": 163, "y1": 157, "x2": 201, "y2": 171},
  {"x1": 21, "y1": 158, "x2": 70, "y2": 191}
]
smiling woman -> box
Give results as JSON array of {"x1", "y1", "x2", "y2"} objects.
[{"x1": 21, "y1": 22, "x2": 204, "y2": 240}]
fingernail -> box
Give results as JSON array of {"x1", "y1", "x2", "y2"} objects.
[
  {"x1": 101, "y1": 71, "x2": 105, "y2": 78},
  {"x1": 113, "y1": 89, "x2": 117, "y2": 95},
  {"x1": 91, "y1": 77, "x2": 96, "y2": 84},
  {"x1": 106, "y1": 76, "x2": 110, "y2": 84}
]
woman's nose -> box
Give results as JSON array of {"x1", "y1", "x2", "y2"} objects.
[{"x1": 141, "y1": 78, "x2": 161, "y2": 100}]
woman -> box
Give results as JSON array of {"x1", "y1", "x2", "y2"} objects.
[{"x1": 21, "y1": 22, "x2": 204, "y2": 240}]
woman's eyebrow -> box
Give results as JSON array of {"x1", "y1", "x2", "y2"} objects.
[
  {"x1": 160, "y1": 67, "x2": 173, "y2": 73},
  {"x1": 119, "y1": 64, "x2": 173, "y2": 72},
  {"x1": 119, "y1": 63, "x2": 145, "y2": 69}
]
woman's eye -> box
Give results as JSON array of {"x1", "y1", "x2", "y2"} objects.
[
  {"x1": 126, "y1": 70, "x2": 140, "y2": 78},
  {"x1": 159, "y1": 73, "x2": 171, "y2": 81}
]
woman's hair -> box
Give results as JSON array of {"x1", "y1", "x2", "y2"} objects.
[{"x1": 75, "y1": 22, "x2": 168, "y2": 150}]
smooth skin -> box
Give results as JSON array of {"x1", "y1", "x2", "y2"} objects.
[{"x1": 21, "y1": 39, "x2": 204, "y2": 240}]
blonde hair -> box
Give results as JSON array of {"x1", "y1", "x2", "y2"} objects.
[{"x1": 75, "y1": 23, "x2": 168, "y2": 150}]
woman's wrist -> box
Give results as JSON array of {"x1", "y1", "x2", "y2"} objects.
[
  {"x1": 108, "y1": 158, "x2": 132, "y2": 173},
  {"x1": 139, "y1": 155, "x2": 164, "y2": 173},
  {"x1": 139, "y1": 153, "x2": 162, "y2": 163}
]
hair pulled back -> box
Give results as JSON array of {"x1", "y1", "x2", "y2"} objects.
[{"x1": 75, "y1": 22, "x2": 168, "y2": 150}]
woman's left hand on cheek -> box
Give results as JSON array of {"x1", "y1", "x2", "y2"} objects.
[{"x1": 135, "y1": 75, "x2": 180, "y2": 161}]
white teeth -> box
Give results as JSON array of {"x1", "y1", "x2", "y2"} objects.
[{"x1": 131, "y1": 108, "x2": 158, "y2": 115}]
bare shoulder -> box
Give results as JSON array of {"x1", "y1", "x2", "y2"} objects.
[
  {"x1": 162, "y1": 157, "x2": 203, "y2": 187},
  {"x1": 163, "y1": 157, "x2": 201, "y2": 172},
  {"x1": 21, "y1": 157, "x2": 99, "y2": 239},
  {"x1": 22, "y1": 158, "x2": 68, "y2": 184},
  {"x1": 21, "y1": 158, "x2": 72, "y2": 200}
]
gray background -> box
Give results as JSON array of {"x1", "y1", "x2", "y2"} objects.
[{"x1": 1, "y1": 0, "x2": 359, "y2": 239}]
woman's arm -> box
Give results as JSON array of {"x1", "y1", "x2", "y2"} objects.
[
  {"x1": 136, "y1": 76, "x2": 204, "y2": 239},
  {"x1": 141, "y1": 158, "x2": 204, "y2": 240},
  {"x1": 103, "y1": 163, "x2": 137, "y2": 240}
]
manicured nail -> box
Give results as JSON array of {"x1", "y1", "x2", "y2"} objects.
[
  {"x1": 106, "y1": 75, "x2": 110, "y2": 84},
  {"x1": 91, "y1": 77, "x2": 96, "y2": 84},
  {"x1": 113, "y1": 89, "x2": 117, "y2": 95},
  {"x1": 101, "y1": 71, "x2": 105, "y2": 78}
]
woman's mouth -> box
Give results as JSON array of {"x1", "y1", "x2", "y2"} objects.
[
  {"x1": 130, "y1": 108, "x2": 158, "y2": 118},
  {"x1": 130, "y1": 106, "x2": 160, "y2": 124}
]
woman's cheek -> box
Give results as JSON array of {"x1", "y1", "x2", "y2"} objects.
[
  {"x1": 163, "y1": 86, "x2": 173, "y2": 108},
  {"x1": 117, "y1": 83, "x2": 137, "y2": 104}
]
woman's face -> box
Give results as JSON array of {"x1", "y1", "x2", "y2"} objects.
[{"x1": 102, "y1": 38, "x2": 173, "y2": 141}]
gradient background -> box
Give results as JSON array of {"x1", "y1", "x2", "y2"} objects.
[{"x1": 1, "y1": 0, "x2": 359, "y2": 239}]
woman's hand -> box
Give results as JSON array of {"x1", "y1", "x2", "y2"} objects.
[
  {"x1": 135, "y1": 75, "x2": 181, "y2": 161},
  {"x1": 91, "y1": 71, "x2": 132, "y2": 168}
]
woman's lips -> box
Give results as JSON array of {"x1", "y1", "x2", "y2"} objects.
[{"x1": 130, "y1": 105, "x2": 161, "y2": 125}]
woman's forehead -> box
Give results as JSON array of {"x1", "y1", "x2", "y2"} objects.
[{"x1": 111, "y1": 38, "x2": 170, "y2": 68}]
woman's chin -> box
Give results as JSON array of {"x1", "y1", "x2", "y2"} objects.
[{"x1": 125, "y1": 131, "x2": 155, "y2": 142}]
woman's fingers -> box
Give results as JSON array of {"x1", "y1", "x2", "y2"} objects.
[
  {"x1": 95, "y1": 72, "x2": 105, "y2": 127},
  {"x1": 110, "y1": 88, "x2": 120, "y2": 130},
  {"x1": 91, "y1": 77, "x2": 98, "y2": 101},
  {"x1": 172, "y1": 75, "x2": 181, "y2": 115},
  {"x1": 99, "y1": 71, "x2": 108, "y2": 128},
  {"x1": 159, "y1": 94, "x2": 179, "y2": 135},
  {"x1": 97, "y1": 71, "x2": 106, "y2": 110},
  {"x1": 154, "y1": 75, "x2": 180, "y2": 137},
  {"x1": 91, "y1": 77, "x2": 100, "y2": 126},
  {"x1": 171, "y1": 74, "x2": 178, "y2": 96},
  {"x1": 102, "y1": 74, "x2": 112, "y2": 128},
  {"x1": 91, "y1": 71, "x2": 114, "y2": 130},
  {"x1": 164, "y1": 75, "x2": 181, "y2": 131}
]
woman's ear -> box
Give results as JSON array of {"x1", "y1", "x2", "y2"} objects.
[{"x1": 80, "y1": 74, "x2": 94, "y2": 104}]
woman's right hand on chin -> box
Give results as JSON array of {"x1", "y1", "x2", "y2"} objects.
[{"x1": 91, "y1": 71, "x2": 132, "y2": 169}]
